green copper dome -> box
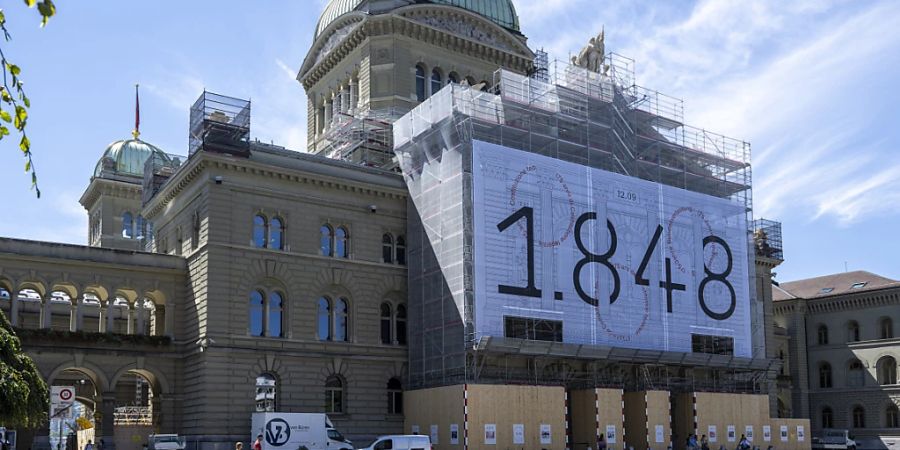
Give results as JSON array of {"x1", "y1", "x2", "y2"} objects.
[
  {"x1": 93, "y1": 138, "x2": 171, "y2": 179},
  {"x1": 315, "y1": 0, "x2": 521, "y2": 38}
]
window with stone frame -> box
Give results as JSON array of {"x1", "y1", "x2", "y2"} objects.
[
  {"x1": 848, "y1": 359, "x2": 865, "y2": 387},
  {"x1": 878, "y1": 356, "x2": 897, "y2": 385},
  {"x1": 325, "y1": 376, "x2": 344, "y2": 413},
  {"x1": 817, "y1": 325, "x2": 829, "y2": 345},
  {"x1": 853, "y1": 406, "x2": 866, "y2": 428},
  {"x1": 380, "y1": 302, "x2": 392, "y2": 344},
  {"x1": 387, "y1": 378, "x2": 403, "y2": 414},
  {"x1": 847, "y1": 321, "x2": 860, "y2": 342},
  {"x1": 887, "y1": 404, "x2": 899, "y2": 428},
  {"x1": 415, "y1": 64, "x2": 427, "y2": 102},
  {"x1": 382, "y1": 233, "x2": 394, "y2": 263},
  {"x1": 255, "y1": 373, "x2": 277, "y2": 412},
  {"x1": 882, "y1": 317, "x2": 894, "y2": 339},
  {"x1": 822, "y1": 407, "x2": 833, "y2": 429},
  {"x1": 819, "y1": 362, "x2": 832, "y2": 388}
]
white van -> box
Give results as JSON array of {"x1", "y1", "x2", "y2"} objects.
[{"x1": 357, "y1": 435, "x2": 431, "y2": 450}]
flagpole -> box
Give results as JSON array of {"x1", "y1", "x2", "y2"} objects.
[{"x1": 132, "y1": 84, "x2": 141, "y2": 139}]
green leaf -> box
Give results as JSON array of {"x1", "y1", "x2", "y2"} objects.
[
  {"x1": 0, "y1": 125, "x2": 9, "y2": 137},
  {"x1": 24, "y1": 160, "x2": 30, "y2": 172},
  {"x1": 7, "y1": 64, "x2": 20, "y2": 76},
  {"x1": 14, "y1": 105, "x2": 26, "y2": 129},
  {"x1": 23, "y1": 0, "x2": 36, "y2": 7},
  {"x1": 19, "y1": 134, "x2": 29, "y2": 153},
  {"x1": 22, "y1": 94, "x2": 30, "y2": 108},
  {"x1": 0, "y1": 89, "x2": 10, "y2": 103},
  {"x1": 0, "y1": 110, "x2": 10, "y2": 123}
]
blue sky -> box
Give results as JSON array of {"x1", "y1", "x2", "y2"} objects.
[{"x1": 1, "y1": 0, "x2": 898, "y2": 283}]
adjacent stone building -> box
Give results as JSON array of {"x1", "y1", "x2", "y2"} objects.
[{"x1": 774, "y1": 271, "x2": 900, "y2": 448}]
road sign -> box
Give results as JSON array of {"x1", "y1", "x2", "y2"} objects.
[{"x1": 50, "y1": 386, "x2": 75, "y2": 417}]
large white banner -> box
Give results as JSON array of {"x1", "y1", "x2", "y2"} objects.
[{"x1": 472, "y1": 140, "x2": 752, "y2": 357}]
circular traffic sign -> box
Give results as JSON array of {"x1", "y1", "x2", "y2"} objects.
[{"x1": 59, "y1": 388, "x2": 73, "y2": 401}]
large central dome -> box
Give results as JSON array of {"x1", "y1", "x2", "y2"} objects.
[{"x1": 315, "y1": 0, "x2": 521, "y2": 38}]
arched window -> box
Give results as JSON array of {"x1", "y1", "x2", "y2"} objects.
[
  {"x1": 253, "y1": 215, "x2": 267, "y2": 248},
  {"x1": 853, "y1": 406, "x2": 866, "y2": 428},
  {"x1": 848, "y1": 321, "x2": 860, "y2": 342},
  {"x1": 818, "y1": 325, "x2": 829, "y2": 345},
  {"x1": 848, "y1": 359, "x2": 865, "y2": 387},
  {"x1": 325, "y1": 376, "x2": 344, "y2": 413},
  {"x1": 887, "y1": 404, "x2": 899, "y2": 428},
  {"x1": 250, "y1": 290, "x2": 282, "y2": 337},
  {"x1": 415, "y1": 64, "x2": 427, "y2": 102},
  {"x1": 269, "y1": 292, "x2": 283, "y2": 338},
  {"x1": 396, "y1": 235, "x2": 406, "y2": 265},
  {"x1": 335, "y1": 227, "x2": 349, "y2": 258},
  {"x1": 334, "y1": 298, "x2": 348, "y2": 342},
  {"x1": 270, "y1": 217, "x2": 284, "y2": 250},
  {"x1": 320, "y1": 225, "x2": 333, "y2": 256},
  {"x1": 250, "y1": 290, "x2": 265, "y2": 337},
  {"x1": 381, "y1": 303, "x2": 393, "y2": 344},
  {"x1": 878, "y1": 356, "x2": 897, "y2": 385},
  {"x1": 318, "y1": 297, "x2": 332, "y2": 341},
  {"x1": 447, "y1": 72, "x2": 459, "y2": 85},
  {"x1": 396, "y1": 304, "x2": 407, "y2": 345},
  {"x1": 256, "y1": 373, "x2": 277, "y2": 412},
  {"x1": 136, "y1": 215, "x2": 146, "y2": 240},
  {"x1": 387, "y1": 378, "x2": 403, "y2": 414},
  {"x1": 431, "y1": 68, "x2": 442, "y2": 96},
  {"x1": 881, "y1": 317, "x2": 894, "y2": 339},
  {"x1": 123, "y1": 212, "x2": 134, "y2": 238},
  {"x1": 382, "y1": 234, "x2": 394, "y2": 263},
  {"x1": 819, "y1": 362, "x2": 833, "y2": 388},
  {"x1": 822, "y1": 407, "x2": 833, "y2": 429}
]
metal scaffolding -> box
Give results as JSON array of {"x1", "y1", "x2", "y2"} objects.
[{"x1": 394, "y1": 54, "x2": 759, "y2": 392}]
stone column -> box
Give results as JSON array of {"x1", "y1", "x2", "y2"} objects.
[
  {"x1": 69, "y1": 301, "x2": 78, "y2": 332},
  {"x1": 10, "y1": 293, "x2": 20, "y2": 326},
  {"x1": 100, "y1": 394, "x2": 117, "y2": 450},
  {"x1": 324, "y1": 95, "x2": 332, "y2": 128},
  {"x1": 75, "y1": 297, "x2": 84, "y2": 331},
  {"x1": 41, "y1": 295, "x2": 52, "y2": 329},
  {"x1": 126, "y1": 305, "x2": 135, "y2": 335},
  {"x1": 314, "y1": 98, "x2": 321, "y2": 138},
  {"x1": 135, "y1": 304, "x2": 146, "y2": 336},
  {"x1": 105, "y1": 301, "x2": 115, "y2": 333},
  {"x1": 331, "y1": 90, "x2": 340, "y2": 119},
  {"x1": 349, "y1": 77, "x2": 358, "y2": 112}
]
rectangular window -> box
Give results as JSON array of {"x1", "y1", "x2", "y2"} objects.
[
  {"x1": 691, "y1": 334, "x2": 735, "y2": 356},
  {"x1": 504, "y1": 316, "x2": 563, "y2": 342}
]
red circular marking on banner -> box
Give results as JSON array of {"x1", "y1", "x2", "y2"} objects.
[
  {"x1": 592, "y1": 263, "x2": 650, "y2": 342},
  {"x1": 59, "y1": 388, "x2": 73, "y2": 401},
  {"x1": 666, "y1": 206, "x2": 718, "y2": 275},
  {"x1": 508, "y1": 165, "x2": 576, "y2": 248}
]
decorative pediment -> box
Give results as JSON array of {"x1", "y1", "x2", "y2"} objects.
[
  {"x1": 313, "y1": 21, "x2": 364, "y2": 68},
  {"x1": 407, "y1": 11, "x2": 513, "y2": 52}
]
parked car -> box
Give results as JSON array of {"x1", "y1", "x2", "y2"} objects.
[
  {"x1": 357, "y1": 435, "x2": 431, "y2": 450},
  {"x1": 811, "y1": 429, "x2": 856, "y2": 450}
]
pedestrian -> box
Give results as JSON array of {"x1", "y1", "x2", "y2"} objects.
[
  {"x1": 701, "y1": 435, "x2": 709, "y2": 450},
  {"x1": 84, "y1": 440, "x2": 93, "y2": 450},
  {"x1": 97, "y1": 439, "x2": 105, "y2": 450},
  {"x1": 739, "y1": 435, "x2": 750, "y2": 450},
  {"x1": 690, "y1": 434, "x2": 699, "y2": 450},
  {"x1": 598, "y1": 433, "x2": 607, "y2": 450},
  {"x1": 236, "y1": 442, "x2": 243, "y2": 450},
  {"x1": 254, "y1": 435, "x2": 264, "y2": 450}
]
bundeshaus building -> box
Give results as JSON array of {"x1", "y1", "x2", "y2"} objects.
[{"x1": 1, "y1": 1, "x2": 857, "y2": 450}]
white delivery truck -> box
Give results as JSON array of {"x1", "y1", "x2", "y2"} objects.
[{"x1": 250, "y1": 413, "x2": 352, "y2": 450}]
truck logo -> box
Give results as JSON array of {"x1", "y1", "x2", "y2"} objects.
[{"x1": 265, "y1": 419, "x2": 291, "y2": 446}]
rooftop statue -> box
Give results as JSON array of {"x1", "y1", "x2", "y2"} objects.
[{"x1": 572, "y1": 28, "x2": 609, "y2": 74}]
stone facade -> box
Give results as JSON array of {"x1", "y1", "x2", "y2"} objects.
[{"x1": 774, "y1": 271, "x2": 900, "y2": 447}]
